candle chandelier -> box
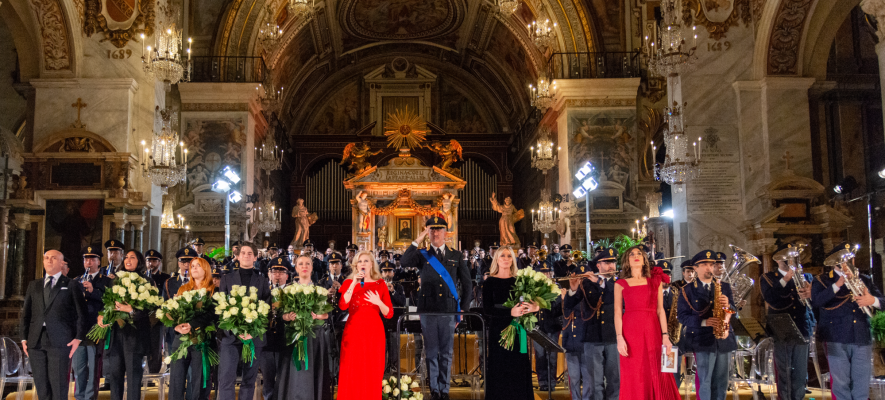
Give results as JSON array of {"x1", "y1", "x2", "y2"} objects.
[
  {"x1": 256, "y1": 81, "x2": 284, "y2": 115},
  {"x1": 498, "y1": 0, "x2": 520, "y2": 17},
  {"x1": 160, "y1": 198, "x2": 187, "y2": 229},
  {"x1": 532, "y1": 189, "x2": 560, "y2": 237},
  {"x1": 645, "y1": 0, "x2": 697, "y2": 77},
  {"x1": 655, "y1": 101, "x2": 702, "y2": 191},
  {"x1": 143, "y1": 2, "x2": 191, "y2": 91},
  {"x1": 528, "y1": 17, "x2": 556, "y2": 49},
  {"x1": 255, "y1": 125, "x2": 283, "y2": 174},
  {"x1": 258, "y1": 5, "x2": 284, "y2": 51},
  {"x1": 255, "y1": 188, "x2": 282, "y2": 233},
  {"x1": 530, "y1": 128, "x2": 558, "y2": 173},
  {"x1": 528, "y1": 78, "x2": 556, "y2": 111},
  {"x1": 142, "y1": 106, "x2": 187, "y2": 194}
]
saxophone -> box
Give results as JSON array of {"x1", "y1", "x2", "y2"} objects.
[
  {"x1": 712, "y1": 279, "x2": 735, "y2": 339},
  {"x1": 667, "y1": 286, "x2": 682, "y2": 342}
]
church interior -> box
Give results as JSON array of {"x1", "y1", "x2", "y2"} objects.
[{"x1": 1, "y1": 0, "x2": 885, "y2": 398}]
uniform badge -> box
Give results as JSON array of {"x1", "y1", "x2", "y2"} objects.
[
  {"x1": 185, "y1": 249, "x2": 190, "y2": 255},
  {"x1": 278, "y1": 258, "x2": 282, "y2": 263},
  {"x1": 706, "y1": 251, "x2": 711, "y2": 258},
  {"x1": 88, "y1": 247, "x2": 92, "y2": 252}
]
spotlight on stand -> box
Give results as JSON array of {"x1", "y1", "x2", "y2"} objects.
[
  {"x1": 212, "y1": 180, "x2": 231, "y2": 193},
  {"x1": 222, "y1": 166, "x2": 241, "y2": 184},
  {"x1": 214, "y1": 165, "x2": 242, "y2": 257},
  {"x1": 662, "y1": 209, "x2": 675, "y2": 219},
  {"x1": 833, "y1": 176, "x2": 858, "y2": 195},
  {"x1": 229, "y1": 191, "x2": 243, "y2": 203},
  {"x1": 572, "y1": 161, "x2": 598, "y2": 253},
  {"x1": 878, "y1": 168, "x2": 885, "y2": 179}
]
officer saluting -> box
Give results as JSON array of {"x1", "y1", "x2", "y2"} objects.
[{"x1": 812, "y1": 243, "x2": 885, "y2": 400}]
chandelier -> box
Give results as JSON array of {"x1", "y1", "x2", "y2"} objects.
[
  {"x1": 645, "y1": 0, "x2": 697, "y2": 77},
  {"x1": 160, "y1": 198, "x2": 186, "y2": 229},
  {"x1": 258, "y1": 5, "x2": 284, "y2": 51},
  {"x1": 288, "y1": 0, "x2": 313, "y2": 17},
  {"x1": 256, "y1": 82, "x2": 284, "y2": 115},
  {"x1": 142, "y1": 106, "x2": 187, "y2": 194},
  {"x1": 632, "y1": 216, "x2": 648, "y2": 239},
  {"x1": 531, "y1": 189, "x2": 559, "y2": 237},
  {"x1": 255, "y1": 188, "x2": 282, "y2": 233},
  {"x1": 498, "y1": 0, "x2": 520, "y2": 17},
  {"x1": 143, "y1": 2, "x2": 191, "y2": 91},
  {"x1": 255, "y1": 126, "x2": 283, "y2": 174},
  {"x1": 655, "y1": 101, "x2": 701, "y2": 191},
  {"x1": 529, "y1": 78, "x2": 556, "y2": 111},
  {"x1": 530, "y1": 129, "x2": 558, "y2": 173},
  {"x1": 528, "y1": 18, "x2": 556, "y2": 49}
]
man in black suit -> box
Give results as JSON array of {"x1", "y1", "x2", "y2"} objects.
[
  {"x1": 72, "y1": 245, "x2": 112, "y2": 400},
  {"x1": 217, "y1": 242, "x2": 271, "y2": 400},
  {"x1": 400, "y1": 216, "x2": 472, "y2": 400},
  {"x1": 21, "y1": 249, "x2": 88, "y2": 400}
]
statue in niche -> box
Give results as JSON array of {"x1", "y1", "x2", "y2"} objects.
[
  {"x1": 608, "y1": 165, "x2": 629, "y2": 187},
  {"x1": 377, "y1": 226, "x2": 388, "y2": 249},
  {"x1": 489, "y1": 192, "x2": 524, "y2": 248},
  {"x1": 439, "y1": 192, "x2": 455, "y2": 231},
  {"x1": 427, "y1": 140, "x2": 463, "y2": 176},
  {"x1": 290, "y1": 198, "x2": 319, "y2": 248},
  {"x1": 353, "y1": 191, "x2": 373, "y2": 232},
  {"x1": 340, "y1": 142, "x2": 382, "y2": 177}
]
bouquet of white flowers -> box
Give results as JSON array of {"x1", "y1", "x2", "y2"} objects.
[
  {"x1": 381, "y1": 375, "x2": 423, "y2": 400},
  {"x1": 86, "y1": 271, "x2": 163, "y2": 348},
  {"x1": 212, "y1": 285, "x2": 271, "y2": 364},
  {"x1": 157, "y1": 288, "x2": 218, "y2": 387},
  {"x1": 271, "y1": 284, "x2": 334, "y2": 370},
  {"x1": 499, "y1": 268, "x2": 560, "y2": 352}
]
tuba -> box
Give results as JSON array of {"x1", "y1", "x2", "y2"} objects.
[
  {"x1": 722, "y1": 245, "x2": 759, "y2": 306},
  {"x1": 824, "y1": 244, "x2": 872, "y2": 317},
  {"x1": 712, "y1": 278, "x2": 736, "y2": 339}
]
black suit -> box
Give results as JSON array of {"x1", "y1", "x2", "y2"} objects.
[
  {"x1": 216, "y1": 268, "x2": 271, "y2": 400},
  {"x1": 21, "y1": 274, "x2": 88, "y2": 400},
  {"x1": 106, "y1": 273, "x2": 155, "y2": 400}
]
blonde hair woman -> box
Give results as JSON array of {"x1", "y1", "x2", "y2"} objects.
[
  {"x1": 169, "y1": 258, "x2": 217, "y2": 400},
  {"x1": 483, "y1": 246, "x2": 539, "y2": 400},
  {"x1": 335, "y1": 251, "x2": 393, "y2": 400}
]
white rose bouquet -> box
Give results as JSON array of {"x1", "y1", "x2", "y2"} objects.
[
  {"x1": 86, "y1": 271, "x2": 163, "y2": 348},
  {"x1": 157, "y1": 288, "x2": 219, "y2": 383},
  {"x1": 212, "y1": 285, "x2": 271, "y2": 364},
  {"x1": 499, "y1": 268, "x2": 560, "y2": 352},
  {"x1": 271, "y1": 284, "x2": 334, "y2": 370},
  {"x1": 381, "y1": 375, "x2": 423, "y2": 400}
]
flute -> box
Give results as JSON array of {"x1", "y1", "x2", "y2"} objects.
[{"x1": 554, "y1": 272, "x2": 618, "y2": 282}]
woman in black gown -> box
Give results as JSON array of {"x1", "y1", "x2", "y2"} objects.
[{"x1": 482, "y1": 246, "x2": 539, "y2": 400}]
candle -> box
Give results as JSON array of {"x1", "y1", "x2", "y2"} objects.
[
  {"x1": 698, "y1": 137, "x2": 703, "y2": 159},
  {"x1": 140, "y1": 33, "x2": 145, "y2": 57}
]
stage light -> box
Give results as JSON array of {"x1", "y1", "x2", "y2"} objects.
[
  {"x1": 662, "y1": 209, "x2": 674, "y2": 219},
  {"x1": 573, "y1": 187, "x2": 587, "y2": 199},
  {"x1": 833, "y1": 176, "x2": 858, "y2": 195},
  {"x1": 575, "y1": 162, "x2": 593, "y2": 180},
  {"x1": 878, "y1": 168, "x2": 885, "y2": 179},
  {"x1": 581, "y1": 177, "x2": 598, "y2": 191},
  {"x1": 212, "y1": 180, "x2": 231, "y2": 193},
  {"x1": 222, "y1": 166, "x2": 241, "y2": 184},
  {"x1": 229, "y1": 190, "x2": 243, "y2": 203}
]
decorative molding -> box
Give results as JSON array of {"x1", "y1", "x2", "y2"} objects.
[
  {"x1": 688, "y1": 0, "x2": 752, "y2": 40},
  {"x1": 181, "y1": 103, "x2": 251, "y2": 112},
  {"x1": 767, "y1": 0, "x2": 813, "y2": 75},
  {"x1": 84, "y1": 0, "x2": 156, "y2": 48},
  {"x1": 30, "y1": 0, "x2": 72, "y2": 71},
  {"x1": 564, "y1": 98, "x2": 636, "y2": 107}
]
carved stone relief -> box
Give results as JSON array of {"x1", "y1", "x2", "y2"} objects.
[
  {"x1": 767, "y1": 0, "x2": 812, "y2": 75},
  {"x1": 30, "y1": 0, "x2": 71, "y2": 71},
  {"x1": 84, "y1": 0, "x2": 156, "y2": 48}
]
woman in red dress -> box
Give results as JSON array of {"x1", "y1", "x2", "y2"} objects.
[
  {"x1": 614, "y1": 246, "x2": 680, "y2": 399},
  {"x1": 337, "y1": 250, "x2": 393, "y2": 400}
]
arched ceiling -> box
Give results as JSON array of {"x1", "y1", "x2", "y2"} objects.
[{"x1": 205, "y1": 0, "x2": 606, "y2": 135}]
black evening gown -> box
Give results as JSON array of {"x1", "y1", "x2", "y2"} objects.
[{"x1": 482, "y1": 276, "x2": 534, "y2": 400}]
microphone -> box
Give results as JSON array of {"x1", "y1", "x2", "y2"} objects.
[{"x1": 359, "y1": 268, "x2": 365, "y2": 287}]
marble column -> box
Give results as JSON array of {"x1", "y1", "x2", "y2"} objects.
[
  {"x1": 113, "y1": 212, "x2": 127, "y2": 244},
  {"x1": 130, "y1": 217, "x2": 146, "y2": 253},
  {"x1": 10, "y1": 213, "x2": 30, "y2": 299}
]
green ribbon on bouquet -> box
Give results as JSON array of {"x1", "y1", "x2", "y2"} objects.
[
  {"x1": 509, "y1": 320, "x2": 528, "y2": 354},
  {"x1": 104, "y1": 329, "x2": 113, "y2": 350},
  {"x1": 196, "y1": 342, "x2": 211, "y2": 388},
  {"x1": 292, "y1": 337, "x2": 310, "y2": 371},
  {"x1": 241, "y1": 338, "x2": 256, "y2": 366}
]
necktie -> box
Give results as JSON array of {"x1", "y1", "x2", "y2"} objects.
[
  {"x1": 436, "y1": 248, "x2": 443, "y2": 263},
  {"x1": 43, "y1": 276, "x2": 53, "y2": 303}
]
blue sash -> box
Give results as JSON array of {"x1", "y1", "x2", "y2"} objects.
[{"x1": 420, "y1": 249, "x2": 461, "y2": 322}]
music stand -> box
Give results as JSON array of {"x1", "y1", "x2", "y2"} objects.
[
  {"x1": 527, "y1": 327, "x2": 565, "y2": 400},
  {"x1": 731, "y1": 317, "x2": 768, "y2": 344},
  {"x1": 765, "y1": 313, "x2": 805, "y2": 344}
]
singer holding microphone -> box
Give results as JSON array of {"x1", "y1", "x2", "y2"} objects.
[{"x1": 336, "y1": 250, "x2": 393, "y2": 400}]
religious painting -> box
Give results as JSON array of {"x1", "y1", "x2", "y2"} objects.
[
  {"x1": 310, "y1": 80, "x2": 360, "y2": 135},
  {"x1": 567, "y1": 109, "x2": 637, "y2": 194},
  {"x1": 397, "y1": 217, "x2": 413, "y2": 241},
  {"x1": 440, "y1": 81, "x2": 488, "y2": 133},
  {"x1": 181, "y1": 117, "x2": 246, "y2": 203},
  {"x1": 44, "y1": 199, "x2": 104, "y2": 278},
  {"x1": 341, "y1": 0, "x2": 464, "y2": 40},
  {"x1": 486, "y1": 24, "x2": 536, "y2": 88}
]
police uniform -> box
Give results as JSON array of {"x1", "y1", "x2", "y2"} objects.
[
  {"x1": 145, "y1": 249, "x2": 171, "y2": 293},
  {"x1": 302, "y1": 240, "x2": 327, "y2": 282},
  {"x1": 761, "y1": 243, "x2": 814, "y2": 400},
  {"x1": 343, "y1": 244, "x2": 358, "y2": 277},
  {"x1": 381, "y1": 262, "x2": 407, "y2": 373},
  {"x1": 534, "y1": 264, "x2": 563, "y2": 391},
  {"x1": 72, "y1": 245, "x2": 113, "y2": 400},
  {"x1": 399, "y1": 216, "x2": 473, "y2": 398},
  {"x1": 261, "y1": 260, "x2": 289, "y2": 400},
  {"x1": 671, "y1": 260, "x2": 694, "y2": 290},
  {"x1": 258, "y1": 242, "x2": 281, "y2": 276},
  {"x1": 552, "y1": 244, "x2": 574, "y2": 278},
  {"x1": 191, "y1": 237, "x2": 217, "y2": 268},
  {"x1": 518, "y1": 242, "x2": 539, "y2": 270},
  {"x1": 163, "y1": 248, "x2": 198, "y2": 354},
  {"x1": 222, "y1": 241, "x2": 240, "y2": 266},
  {"x1": 562, "y1": 263, "x2": 590, "y2": 400},
  {"x1": 564, "y1": 247, "x2": 620, "y2": 399},
  {"x1": 676, "y1": 250, "x2": 738, "y2": 400},
  {"x1": 811, "y1": 243, "x2": 885, "y2": 400},
  {"x1": 142, "y1": 249, "x2": 168, "y2": 374},
  {"x1": 103, "y1": 239, "x2": 125, "y2": 276},
  {"x1": 657, "y1": 260, "x2": 683, "y2": 388}
]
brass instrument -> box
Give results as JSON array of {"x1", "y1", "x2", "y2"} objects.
[
  {"x1": 667, "y1": 286, "x2": 682, "y2": 342},
  {"x1": 722, "y1": 245, "x2": 759, "y2": 307},
  {"x1": 531, "y1": 248, "x2": 549, "y2": 266},
  {"x1": 554, "y1": 271, "x2": 618, "y2": 282},
  {"x1": 712, "y1": 278, "x2": 736, "y2": 339},
  {"x1": 825, "y1": 244, "x2": 872, "y2": 317},
  {"x1": 774, "y1": 244, "x2": 811, "y2": 309}
]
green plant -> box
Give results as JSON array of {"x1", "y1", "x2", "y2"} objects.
[{"x1": 871, "y1": 311, "x2": 885, "y2": 347}]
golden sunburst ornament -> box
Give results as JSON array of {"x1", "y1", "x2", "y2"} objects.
[{"x1": 384, "y1": 107, "x2": 428, "y2": 150}]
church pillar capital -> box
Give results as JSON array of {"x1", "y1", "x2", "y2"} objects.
[{"x1": 862, "y1": 0, "x2": 885, "y2": 42}]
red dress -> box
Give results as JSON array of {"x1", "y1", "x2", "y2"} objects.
[
  {"x1": 616, "y1": 267, "x2": 681, "y2": 400},
  {"x1": 337, "y1": 279, "x2": 394, "y2": 400}
]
